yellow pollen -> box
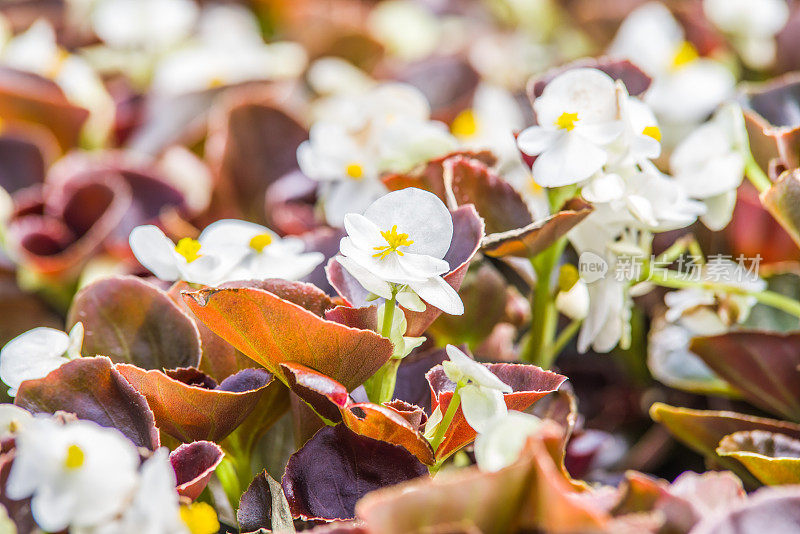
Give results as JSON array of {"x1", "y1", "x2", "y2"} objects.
[
  {"x1": 64, "y1": 444, "x2": 84, "y2": 470},
  {"x1": 451, "y1": 109, "x2": 479, "y2": 137},
  {"x1": 671, "y1": 41, "x2": 699, "y2": 70},
  {"x1": 175, "y1": 238, "x2": 202, "y2": 263},
  {"x1": 180, "y1": 502, "x2": 220, "y2": 534},
  {"x1": 345, "y1": 162, "x2": 364, "y2": 180},
  {"x1": 249, "y1": 233, "x2": 273, "y2": 252},
  {"x1": 555, "y1": 112, "x2": 579, "y2": 131},
  {"x1": 46, "y1": 48, "x2": 70, "y2": 79},
  {"x1": 372, "y1": 225, "x2": 414, "y2": 259},
  {"x1": 642, "y1": 125, "x2": 662, "y2": 142},
  {"x1": 208, "y1": 76, "x2": 226, "y2": 88}
]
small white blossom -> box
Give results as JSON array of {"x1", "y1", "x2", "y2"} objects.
[
  {"x1": 517, "y1": 68, "x2": 624, "y2": 187},
  {"x1": 198, "y1": 220, "x2": 324, "y2": 283},
  {"x1": 704, "y1": 0, "x2": 789, "y2": 69},
  {"x1": 474, "y1": 411, "x2": 541, "y2": 472},
  {"x1": 337, "y1": 188, "x2": 464, "y2": 315},
  {"x1": 6, "y1": 418, "x2": 139, "y2": 532},
  {"x1": 90, "y1": 0, "x2": 197, "y2": 52},
  {"x1": 0, "y1": 323, "x2": 83, "y2": 397},
  {"x1": 0, "y1": 405, "x2": 32, "y2": 436},
  {"x1": 442, "y1": 345, "x2": 511, "y2": 433}
]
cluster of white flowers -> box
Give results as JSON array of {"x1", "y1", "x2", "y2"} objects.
[
  {"x1": 517, "y1": 64, "x2": 747, "y2": 353},
  {"x1": 2, "y1": 410, "x2": 197, "y2": 533},
  {"x1": 128, "y1": 220, "x2": 324, "y2": 287},
  {"x1": 298, "y1": 82, "x2": 457, "y2": 225}
]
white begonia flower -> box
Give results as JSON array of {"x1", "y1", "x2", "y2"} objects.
[
  {"x1": 0, "y1": 323, "x2": 83, "y2": 397},
  {"x1": 608, "y1": 2, "x2": 735, "y2": 129},
  {"x1": 307, "y1": 57, "x2": 374, "y2": 97},
  {"x1": 664, "y1": 258, "x2": 766, "y2": 333},
  {"x1": 128, "y1": 225, "x2": 236, "y2": 287},
  {"x1": 151, "y1": 4, "x2": 305, "y2": 95},
  {"x1": 703, "y1": 0, "x2": 789, "y2": 69},
  {"x1": 6, "y1": 418, "x2": 139, "y2": 532},
  {"x1": 197, "y1": 220, "x2": 324, "y2": 283},
  {"x1": 0, "y1": 19, "x2": 115, "y2": 145},
  {"x1": 90, "y1": 0, "x2": 197, "y2": 52},
  {"x1": 670, "y1": 104, "x2": 747, "y2": 231},
  {"x1": 298, "y1": 83, "x2": 456, "y2": 226},
  {"x1": 0, "y1": 405, "x2": 32, "y2": 436},
  {"x1": 555, "y1": 269, "x2": 590, "y2": 321},
  {"x1": 367, "y1": 0, "x2": 440, "y2": 61},
  {"x1": 338, "y1": 188, "x2": 464, "y2": 315},
  {"x1": 608, "y1": 83, "x2": 662, "y2": 165},
  {"x1": 517, "y1": 68, "x2": 623, "y2": 187},
  {"x1": 85, "y1": 448, "x2": 187, "y2": 534},
  {"x1": 474, "y1": 411, "x2": 542, "y2": 472},
  {"x1": 442, "y1": 345, "x2": 512, "y2": 433}
]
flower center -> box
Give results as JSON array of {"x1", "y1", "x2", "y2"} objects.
[
  {"x1": 64, "y1": 444, "x2": 84, "y2": 470},
  {"x1": 451, "y1": 108, "x2": 479, "y2": 137},
  {"x1": 175, "y1": 238, "x2": 202, "y2": 263},
  {"x1": 641, "y1": 125, "x2": 662, "y2": 142},
  {"x1": 345, "y1": 162, "x2": 364, "y2": 180},
  {"x1": 373, "y1": 225, "x2": 414, "y2": 259},
  {"x1": 554, "y1": 112, "x2": 579, "y2": 131},
  {"x1": 180, "y1": 502, "x2": 220, "y2": 534},
  {"x1": 671, "y1": 41, "x2": 699, "y2": 70},
  {"x1": 249, "y1": 233, "x2": 273, "y2": 253}
]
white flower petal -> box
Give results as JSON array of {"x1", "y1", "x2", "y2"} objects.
[
  {"x1": 336, "y1": 256, "x2": 393, "y2": 299},
  {"x1": 444, "y1": 345, "x2": 512, "y2": 392},
  {"x1": 517, "y1": 126, "x2": 560, "y2": 156},
  {"x1": 0, "y1": 328, "x2": 71, "y2": 396},
  {"x1": 459, "y1": 384, "x2": 507, "y2": 433},
  {"x1": 532, "y1": 134, "x2": 607, "y2": 187},
  {"x1": 408, "y1": 275, "x2": 464, "y2": 315},
  {"x1": 700, "y1": 190, "x2": 737, "y2": 231},
  {"x1": 129, "y1": 225, "x2": 181, "y2": 282},
  {"x1": 474, "y1": 412, "x2": 542, "y2": 472}
]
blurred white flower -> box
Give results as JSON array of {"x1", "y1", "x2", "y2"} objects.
[
  {"x1": 198, "y1": 220, "x2": 323, "y2": 282},
  {"x1": 609, "y1": 2, "x2": 735, "y2": 129},
  {"x1": 6, "y1": 418, "x2": 139, "y2": 532},
  {"x1": 474, "y1": 411, "x2": 541, "y2": 472},
  {"x1": 442, "y1": 345, "x2": 511, "y2": 433},
  {"x1": 299, "y1": 83, "x2": 456, "y2": 225},
  {"x1": 337, "y1": 188, "x2": 464, "y2": 314},
  {"x1": 86, "y1": 449, "x2": 187, "y2": 534},
  {"x1": 90, "y1": 0, "x2": 197, "y2": 52},
  {"x1": 609, "y1": 83, "x2": 662, "y2": 165},
  {"x1": 0, "y1": 405, "x2": 31, "y2": 436},
  {"x1": 151, "y1": 4, "x2": 306, "y2": 95},
  {"x1": 306, "y1": 57, "x2": 374, "y2": 97},
  {"x1": 555, "y1": 266, "x2": 589, "y2": 321},
  {"x1": 368, "y1": 0, "x2": 440, "y2": 61},
  {"x1": 670, "y1": 104, "x2": 747, "y2": 230},
  {"x1": 517, "y1": 68, "x2": 623, "y2": 187},
  {"x1": 703, "y1": 0, "x2": 789, "y2": 69},
  {"x1": 0, "y1": 323, "x2": 83, "y2": 397}
]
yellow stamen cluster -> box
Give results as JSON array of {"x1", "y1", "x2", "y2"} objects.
[
  {"x1": 175, "y1": 238, "x2": 202, "y2": 263},
  {"x1": 373, "y1": 225, "x2": 414, "y2": 259},
  {"x1": 451, "y1": 108, "x2": 479, "y2": 137},
  {"x1": 642, "y1": 125, "x2": 662, "y2": 142},
  {"x1": 180, "y1": 502, "x2": 220, "y2": 534},
  {"x1": 345, "y1": 162, "x2": 364, "y2": 180},
  {"x1": 64, "y1": 444, "x2": 84, "y2": 470},
  {"x1": 554, "y1": 111, "x2": 579, "y2": 131},
  {"x1": 249, "y1": 233, "x2": 273, "y2": 252},
  {"x1": 671, "y1": 41, "x2": 699, "y2": 70}
]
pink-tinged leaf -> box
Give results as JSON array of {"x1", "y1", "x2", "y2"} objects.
[
  {"x1": 237, "y1": 470, "x2": 294, "y2": 533},
  {"x1": 394, "y1": 57, "x2": 479, "y2": 123},
  {"x1": 68, "y1": 275, "x2": 202, "y2": 370},
  {"x1": 528, "y1": 58, "x2": 651, "y2": 100},
  {"x1": 264, "y1": 170, "x2": 319, "y2": 236},
  {"x1": 219, "y1": 279, "x2": 335, "y2": 318},
  {"x1": 206, "y1": 85, "x2": 308, "y2": 222},
  {"x1": 325, "y1": 305, "x2": 378, "y2": 333},
  {"x1": 650, "y1": 403, "x2": 800, "y2": 485},
  {"x1": 740, "y1": 73, "x2": 800, "y2": 170},
  {"x1": 282, "y1": 424, "x2": 428, "y2": 521},
  {"x1": 717, "y1": 430, "x2": 800, "y2": 485},
  {"x1": 281, "y1": 362, "x2": 349, "y2": 423},
  {"x1": 394, "y1": 346, "x2": 449, "y2": 413},
  {"x1": 14, "y1": 356, "x2": 159, "y2": 450},
  {"x1": 327, "y1": 205, "x2": 484, "y2": 337},
  {"x1": 0, "y1": 135, "x2": 46, "y2": 193},
  {"x1": 183, "y1": 286, "x2": 393, "y2": 391},
  {"x1": 116, "y1": 364, "x2": 274, "y2": 442},
  {"x1": 690, "y1": 331, "x2": 800, "y2": 421},
  {"x1": 691, "y1": 486, "x2": 800, "y2": 534},
  {"x1": 355, "y1": 422, "x2": 608, "y2": 534},
  {"x1": 482, "y1": 198, "x2": 593, "y2": 258},
  {"x1": 382, "y1": 150, "x2": 497, "y2": 199},
  {"x1": 760, "y1": 168, "x2": 800, "y2": 249},
  {"x1": 280, "y1": 363, "x2": 434, "y2": 464},
  {"x1": 0, "y1": 67, "x2": 88, "y2": 152},
  {"x1": 427, "y1": 362, "x2": 568, "y2": 459},
  {"x1": 170, "y1": 441, "x2": 224, "y2": 501}
]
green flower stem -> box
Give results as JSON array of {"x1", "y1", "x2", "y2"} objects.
[
  {"x1": 744, "y1": 152, "x2": 771, "y2": 194},
  {"x1": 363, "y1": 293, "x2": 400, "y2": 404},
  {"x1": 647, "y1": 269, "x2": 800, "y2": 319},
  {"x1": 214, "y1": 456, "x2": 242, "y2": 511},
  {"x1": 428, "y1": 381, "x2": 466, "y2": 474},
  {"x1": 521, "y1": 236, "x2": 568, "y2": 368},
  {"x1": 545, "y1": 318, "x2": 581, "y2": 364}
]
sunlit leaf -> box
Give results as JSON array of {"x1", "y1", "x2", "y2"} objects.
[{"x1": 717, "y1": 430, "x2": 800, "y2": 485}]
